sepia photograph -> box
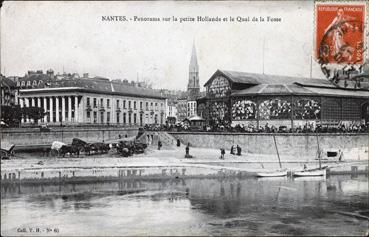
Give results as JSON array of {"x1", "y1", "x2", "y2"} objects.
[{"x1": 1, "y1": 0, "x2": 368, "y2": 236}]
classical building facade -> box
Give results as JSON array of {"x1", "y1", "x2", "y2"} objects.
[
  {"x1": 17, "y1": 71, "x2": 167, "y2": 126},
  {"x1": 197, "y1": 70, "x2": 369, "y2": 128}
]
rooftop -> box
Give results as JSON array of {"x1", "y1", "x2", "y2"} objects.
[
  {"x1": 18, "y1": 73, "x2": 165, "y2": 99},
  {"x1": 205, "y1": 70, "x2": 334, "y2": 87}
]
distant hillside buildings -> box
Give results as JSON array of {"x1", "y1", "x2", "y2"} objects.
[{"x1": 0, "y1": 75, "x2": 17, "y2": 106}]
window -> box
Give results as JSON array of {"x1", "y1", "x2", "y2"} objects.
[
  {"x1": 150, "y1": 102, "x2": 153, "y2": 109},
  {"x1": 133, "y1": 113, "x2": 137, "y2": 124},
  {"x1": 123, "y1": 113, "x2": 126, "y2": 124},
  {"x1": 107, "y1": 99, "x2": 110, "y2": 108},
  {"x1": 32, "y1": 80, "x2": 37, "y2": 86},
  {"x1": 93, "y1": 111, "x2": 97, "y2": 123},
  {"x1": 128, "y1": 101, "x2": 131, "y2": 109},
  {"x1": 128, "y1": 113, "x2": 132, "y2": 124},
  {"x1": 107, "y1": 112, "x2": 110, "y2": 123},
  {"x1": 123, "y1": 100, "x2": 126, "y2": 109},
  {"x1": 116, "y1": 112, "x2": 120, "y2": 123},
  {"x1": 21, "y1": 81, "x2": 25, "y2": 87},
  {"x1": 140, "y1": 102, "x2": 143, "y2": 110},
  {"x1": 93, "y1": 98, "x2": 97, "y2": 107},
  {"x1": 116, "y1": 100, "x2": 120, "y2": 108},
  {"x1": 26, "y1": 81, "x2": 31, "y2": 87},
  {"x1": 87, "y1": 97, "x2": 90, "y2": 106},
  {"x1": 100, "y1": 111, "x2": 104, "y2": 123},
  {"x1": 146, "y1": 102, "x2": 149, "y2": 110},
  {"x1": 134, "y1": 101, "x2": 137, "y2": 110},
  {"x1": 87, "y1": 111, "x2": 91, "y2": 118},
  {"x1": 100, "y1": 98, "x2": 104, "y2": 107}
]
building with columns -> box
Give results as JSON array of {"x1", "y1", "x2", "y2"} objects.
[{"x1": 17, "y1": 71, "x2": 167, "y2": 126}]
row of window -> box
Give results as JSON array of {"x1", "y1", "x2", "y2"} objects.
[
  {"x1": 17, "y1": 80, "x2": 42, "y2": 87},
  {"x1": 86, "y1": 111, "x2": 161, "y2": 124},
  {"x1": 86, "y1": 97, "x2": 164, "y2": 111}
]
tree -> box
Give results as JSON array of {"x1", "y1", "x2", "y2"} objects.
[
  {"x1": 22, "y1": 106, "x2": 46, "y2": 124},
  {"x1": 1, "y1": 105, "x2": 22, "y2": 126}
]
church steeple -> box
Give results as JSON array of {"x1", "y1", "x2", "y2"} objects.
[
  {"x1": 188, "y1": 41, "x2": 200, "y2": 99},
  {"x1": 189, "y1": 43, "x2": 198, "y2": 73}
]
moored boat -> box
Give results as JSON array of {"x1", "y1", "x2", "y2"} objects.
[
  {"x1": 257, "y1": 136, "x2": 288, "y2": 178},
  {"x1": 256, "y1": 169, "x2": 288, "y2": 177},
  {"x1": 293, "y1": 168, "x2": 327, "y2": 177}
]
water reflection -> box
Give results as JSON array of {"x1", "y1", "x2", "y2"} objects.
[{"x1": 1, "y1": 176, "x2": 368, "y2": 236}]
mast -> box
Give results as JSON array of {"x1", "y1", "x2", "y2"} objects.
[
  {"x1": 316, "y1": 132, "x2": 321, "y2": 169},
  {"x1": 273, "y1": 135, "x2": 282, "y2": 169},
  {"x1": 262, "y1": 37, "x2": 265, "y2": 74},
  {"x1": 310, "y1": 55, "x2": 313, "y2": 78}
]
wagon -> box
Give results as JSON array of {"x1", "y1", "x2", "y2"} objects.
[{"x1": 0, "y1": 142, "x2": 15, "y2": 160}]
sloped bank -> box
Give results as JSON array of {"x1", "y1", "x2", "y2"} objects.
[
  {"x1": 169, "y1": 132, "x2": 368, "y2": 157},
  {"x1": 1, "y1": 126, "x2": 139, "y2": 151}
]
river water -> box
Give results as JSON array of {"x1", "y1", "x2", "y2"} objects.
[{"x1": 1, "y1": 175, "x2": 368, "y2": 236}]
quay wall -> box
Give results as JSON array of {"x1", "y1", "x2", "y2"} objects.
[
  {"x1": 169, "y1": 132, "x2": 369, "y2": 157},
  {"x1": 1, "y1": 127, "x2": 139, "y2": 148}
]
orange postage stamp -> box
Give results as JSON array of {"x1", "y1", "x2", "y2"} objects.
[{"x1": 316, "y1": 3, "x2": 366, "y2": 65}]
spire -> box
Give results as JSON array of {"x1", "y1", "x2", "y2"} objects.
[{"x1": 189, "y1": 41, "x2": 198, "y2": 72}]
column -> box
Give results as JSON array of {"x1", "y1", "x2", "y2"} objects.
[
  {"x1": 49, "y1": 97, "x2": 53, "y2": 123},
  {"x1": 61, "y1": 96, "x2": 66, "y2": 122},
  {"x1": 19, "y1": 98, "x2": 25, "y2": 124},
  {"x1": 80, "y1": 96, "x2": 84, "y2": 123},
  {"x1": 31, "y1": 97, "x2": 35, "y2": 107},
  {"x1": 37, "y1": 97, "x2": 41, "y2": 108},
  {"x1": 74, "y1": 96, "x2": 79, "y2": 123},
  {"x1": 68, "y1": 96, "x2": 72, "y2": 122},
  {"x1": 25, "y1": 98, "x2": 30, "y2": 123},
  {"x1": 43, "y1": 97, "x2": 47, "y2": 122},
  {"x1": 55, "y1": 97, "x2": 60, "y2": 123}
]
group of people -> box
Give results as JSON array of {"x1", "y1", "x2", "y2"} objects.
[
  {"x1": 219, "y1": 145, "x2": 242, "y2": 159},
  {"x1": 230, "y1": 145, "x2": 242, "y2": 156},
  {"x1": 145, "y1": 121, "x2": 368, "y2": 134}
]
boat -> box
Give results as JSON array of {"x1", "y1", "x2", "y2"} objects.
[
  {"x1": 292, "y1": 133, "x2": 327, "y2": 177},
  {"x1": 257, "y1": 169, "x2": 288, "y2": 177},
  {"x1": 293, "y1": 168, "x2": 327, "y2": 177},
  {"x1": 256, "y1": 135, "x2": 288, "y2": 177}
]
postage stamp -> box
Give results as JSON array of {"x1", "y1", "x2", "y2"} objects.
[{"x1": 315, "y1": 3, "x2": 366, "y2": 65}]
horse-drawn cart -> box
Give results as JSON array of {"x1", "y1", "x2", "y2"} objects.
[{"x1": 1, "y1": 142, "x2": 15, "y2": 160}]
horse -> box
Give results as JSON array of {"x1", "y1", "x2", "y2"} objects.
[
  {"x1": 59, "y1": 145, "x2": 80, "y2": 158},
  {"x1": 72, "y1": 138, "x2": 90, "y2": 155},
  {"x1": 89, "y1": 142, "x2": 110, "y2": 154}
]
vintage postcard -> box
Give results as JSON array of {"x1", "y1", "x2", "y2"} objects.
[{"x1": 1, "y1": 0, "x2": 368, "y2": 236}]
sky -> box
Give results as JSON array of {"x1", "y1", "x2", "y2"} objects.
[{"x1": 1, "y1": 0, "x2": 339, "y2": 90}]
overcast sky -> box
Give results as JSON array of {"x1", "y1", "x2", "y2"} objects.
[{"x1": 2, "y1": 1, "x2": 334, "y2": 90}]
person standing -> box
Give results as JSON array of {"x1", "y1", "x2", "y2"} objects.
[
  {"x1": 220, "y1": 148, "x2": 225, "y2": 159},
  {"x1": 230, "y1": 145, "x2": 234, "y2": 155},
  {"x1": 236, "y1": 145, "x2": 241, "y2": 156},
  {"x1": 338, "y1": 149, "x2": 344, "y2": 162},
  {"x1": 158, "y1": 140, "x2": 162, "y2": 150}
]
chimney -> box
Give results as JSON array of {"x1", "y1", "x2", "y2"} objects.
[{"x1": 47, "y1": 69, "x2": 54, "y2": 78}]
